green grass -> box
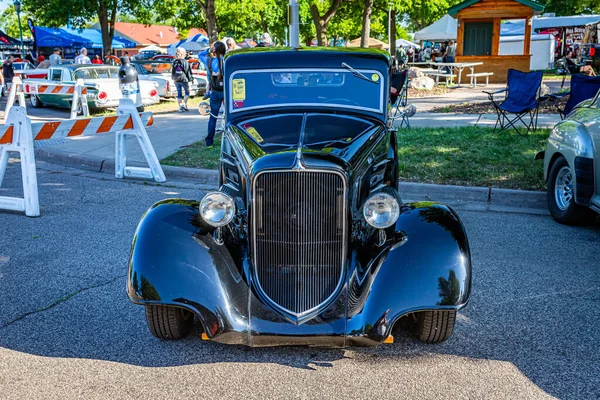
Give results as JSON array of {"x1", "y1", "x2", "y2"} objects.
[
  {"x1": 396, "y1": 127, "x2": 549, "y2": 190},
  {"x1": 162, "y1": 127, "x2": 550, "y2": 191},
  {"x1": 163, "y1": 136, "x2": 222, "y2": 169}
]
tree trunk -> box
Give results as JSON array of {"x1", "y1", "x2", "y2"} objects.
[
  {"x1": 361, "y1": 0, "x2": 374, "y2": 48},
  {"x1": 97, "y1": 0, "x2": 117, "y2": 57},
  {"x1": 197, "y1": 0, "x2": 218, "y2": 43},
  {"x1": 310, "y1": 0, "x2": 343, "y2": 47},
  {"x1": 389, "y1": 8, "x2": 396, "y2": 58}
]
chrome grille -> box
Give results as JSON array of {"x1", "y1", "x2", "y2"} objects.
[{"x1": 253, "y1": 170, "x2": 346, "y2": 316}]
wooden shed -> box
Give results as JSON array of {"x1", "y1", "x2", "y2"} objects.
[{"x1": 448, "y1": 0, "x2": 545, "y2": 82}]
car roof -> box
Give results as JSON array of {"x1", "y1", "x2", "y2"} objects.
[{"x1": 57, "y1": 64, "x2": 119, "y2": 71}]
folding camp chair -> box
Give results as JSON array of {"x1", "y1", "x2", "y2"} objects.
[
  {"x1": 484, "y1": 69, "x2": 543, "y2": 136},
  {"x1": 547, "y1": 74, "x2": 600, "y2": 119},
  {"x1": 388, "y1": 70, "x2": 415, "y2": 128}
]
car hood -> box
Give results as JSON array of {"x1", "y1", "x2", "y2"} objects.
[{"x1": 228, "y1": 113, "x2": 386, "y2": 171}]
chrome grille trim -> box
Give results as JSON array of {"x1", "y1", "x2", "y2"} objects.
[{"x1": 252, "y1": 169, "x2": 348, "y2": 320}]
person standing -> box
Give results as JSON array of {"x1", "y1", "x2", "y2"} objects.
[
  {"x1": 256, "y1": 33, "x2": 274, "y2": 47},
  {"x1": 444, "y1": 40, "x2": 456, "y2": 74},
  {"x1": 75, "y1": 48, "x2": 91, "y2": 64},
  {"x1": 49, "y1": 48, "x2": 62, "y2": 66},
  {"x1": 226, "y1": 38, "x2": 241, "y2": 52},
  {"x1": 198, "y1": 41, "x2": 226, "y2": 147},
  {"x1": 2, "y1": 56, "x2": 15, "y2": 95},
  {"x1": 35, "y1": 53, "x2": 44, "y2": 65},
  {"x1": 91, "y1": 54, "x2": 103, "y2": 64},
  {"x1": 172, "y1": 47, "x2": 194, "y2": 112}
]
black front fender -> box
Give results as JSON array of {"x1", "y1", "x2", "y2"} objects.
[{"x1": 127, "y1": 199, "x2": 250, "y2": 342}]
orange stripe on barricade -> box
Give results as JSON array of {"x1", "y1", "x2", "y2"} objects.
[
  {"x1": 97, "y1": 116, "x2": 117, "y2": 133},
  {"x1": 35, "y1": 122, "x2": 61, "y2": 140},
  {"x1": 147, "y1": 116, "x2": 154, "y2": 126},
  {"x1": 68, "y1": 119, "x2": 92, "y2": 137},
  {"x1": 38, "y1": 86, "x2": 48, "y2": 93},
  {"x1": 51, "y1": 86, "x2": 62, "y2": 94},
  {"x1": 0, "y1": 126, "x2": 14, "y2": 144},
  {"x1": 66, "y1": 87, "x2": 75, "y2": 94},
  {"x1": 81, "y1": 88, "x2": 88, "y2": 94},
  {"x1": 122, "y1": 117, "x2": 133, "y2": 130}
]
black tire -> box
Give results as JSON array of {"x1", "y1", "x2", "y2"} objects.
[
  {"x1": 144, "y1": 305, "x2": 194, "y2": 340},
  {"x1": 136, "y1": 105, "x2": 145, "y2": 112},
  {"x1": 415, "y1": 310, "x2": 456, "y2": 343},
  {"x1": 30, "y1": 94, "x2": 43, "y2": 108},
  {"x1": 547, "y1": 156, "x2": 593, "y2": 225}
]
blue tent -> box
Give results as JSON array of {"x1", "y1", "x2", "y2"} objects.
[
  {"x1": 62, "y1": 28, "x2": 136, "y2": 49},
  {"x1": 34, "y1": 27, "x2": 89, "y2": 48}
]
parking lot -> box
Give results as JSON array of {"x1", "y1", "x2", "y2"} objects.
[{"x1": 0, "y1": 161, "x2": 598, "y2": 399}]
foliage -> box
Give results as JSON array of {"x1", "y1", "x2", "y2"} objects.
[
  {"x1": 0, "y1": 7, "x2": 32, "y2": 39},
  {"x1": 539, "y1": 0, "x2": 600, "y2": 15},
  {"x1": 396, "y1": 0, "x2": 462, "y2": 32}
]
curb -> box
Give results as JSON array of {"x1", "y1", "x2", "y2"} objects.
[{"x1": 34, "y1": 149, "x2": 546, "y2": 212}]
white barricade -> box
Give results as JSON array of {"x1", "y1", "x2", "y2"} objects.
[
  {"x1": 3, "y1": 76, "x2": 27, "y2": 122},
  {"x1": 0, "y1": 98, "x2": 164, "y2": 217},
  {"x1": 19, "y1": 79, "x2": 90, "y2": 119}
]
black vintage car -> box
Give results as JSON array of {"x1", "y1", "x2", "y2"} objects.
[{"x1": 127, "y1": 48, "x2": 472, "y2": 347}]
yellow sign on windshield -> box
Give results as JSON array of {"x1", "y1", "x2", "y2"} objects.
[{"x1": 232, "y1": 79, "x2": 246, "y2": 101}]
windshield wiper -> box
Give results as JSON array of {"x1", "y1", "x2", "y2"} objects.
[{"x1": 342, "y1": 62, "x2": 378, "y2": 84}]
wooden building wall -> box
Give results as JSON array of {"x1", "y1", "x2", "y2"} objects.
[{"x1": 455, "y1": 0, "x2": 534, "y2": 83}]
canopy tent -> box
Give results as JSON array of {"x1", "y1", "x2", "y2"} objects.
[
  {"x1": 62, "y1": 28, "x2": 136, "y2": 49},
  {"x1": 0, "y1": 30, "x2": 20, "y2": 47},
  {"x1": 413, "y1": 14, "x2": 457, "y2": 42},
  {"x1": 167, "y1": 33, "x2": 209, "y2": 54},
  {"x1": 33, "y1": 27, "x2": 90, "y2": 48},
  {"x1": 396, "y1": 38, "x2": 420, "y2": 49},
  {"x1": 347, "y1": 37, "x2": 389, "y2": 49},
  {"x1": 139, "y1": 44, "x2": 163, "y2": 52}
]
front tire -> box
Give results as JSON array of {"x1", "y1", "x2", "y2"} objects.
[
  {"x1": 144, "y1": 305, "x2": 194, "y2": 340},
  {"x1": 547, "y1": 156, "x2": 593, "y2": 225},
  {"x1": 30, "y1": 94, "x2": 43, "y2": 108},
  {"x1": 415, "y1": 310, "x2": 456, "y2": 343}
]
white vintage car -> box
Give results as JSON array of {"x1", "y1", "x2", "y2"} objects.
[
  {"x1": 23, "y1": 64, "x2": 160, "y2": 113},
  {"x1": 132, "y1": 60, "x2": 207, "y2": 98}
]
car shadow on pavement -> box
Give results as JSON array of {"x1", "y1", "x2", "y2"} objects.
[{"x1": 1, "y1": 265, "x2": 600, "y2": 400}]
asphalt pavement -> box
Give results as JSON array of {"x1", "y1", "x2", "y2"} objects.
[{"x1": 0, "y1": 161, "x2": 599, "y2": 399}]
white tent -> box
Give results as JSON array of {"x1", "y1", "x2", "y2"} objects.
[
  {"x1": 413, "y1": 15, "x2": 457, "y2": 42},
  {"x1": 396, "y1": 38, "x2": 420, "y2": 49},
  {"x1": 139, "y1": 44, "x2": 163, "y2": 52}
]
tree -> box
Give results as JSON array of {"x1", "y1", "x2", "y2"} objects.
[
  {"x1": 309, "y1": 0, "x2": 343, "y2": 46},
  {"x1": 196, "y1": 0, "x2": 218, "y2": 42},
  {"x1": 0, "y1": 7, "x2": 32, "y2": 39},
  {"x1": 399, "y1": 0, "x2": 461, "y2": 32},
  {"x1": 360, "y1": 0, "x2": 374, "y2": 47},
  {"x1": 23, "y1": 0, "x2": 152, "y2": 57},
  {"x1": 540, "y1": 0, "x2": 600, "y2": 15}
]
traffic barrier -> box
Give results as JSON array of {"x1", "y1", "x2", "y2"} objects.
[
  {"x1": 0, "y1": 98, "x2": 164, "y2": 217},
  {"x1": 24, "y1": 78, "x2": 90, "y2": 119},
  {"x1": 3, "y1": 76, "x2": 27, "y2": 121}
]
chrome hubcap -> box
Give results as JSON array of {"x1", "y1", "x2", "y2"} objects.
[{"x1": 554, "y1": 166, "x2": 574, "y2": 211}]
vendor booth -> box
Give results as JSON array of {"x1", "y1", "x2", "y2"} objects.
[{"x1": 448, "y1": 0, "x2": 545, "y2": 82}]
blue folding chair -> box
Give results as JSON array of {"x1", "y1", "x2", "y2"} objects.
[
  {"x1": 547, "y1": 74, "x2": 600, "y2": 119},
  {"x1": 484, "y1": 69, "x2": 543, "y2": 136}
]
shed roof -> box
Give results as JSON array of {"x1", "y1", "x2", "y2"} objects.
[{"x1": 448, "y1": 0, "x2": 545, "y2": 16}]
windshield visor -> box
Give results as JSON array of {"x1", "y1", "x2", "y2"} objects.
[{"x1": 228, "y1": 68, "x2": 384, "y2": 114}]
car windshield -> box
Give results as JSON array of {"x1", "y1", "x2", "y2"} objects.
[
  {"x1": 229, "y1": 68, "x2": 384, "y2": 114},
  {"x1": 73, "y1": 67, "x2": 119, "y2": 80},
  {"x1": 136, "y1": 62, "x2": 172, "y2": 75}
]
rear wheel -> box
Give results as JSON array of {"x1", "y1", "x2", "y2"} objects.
[
  {"x1": 415, "y1": 310, "x2": 456, "y2": 343},
  {"x1": 547, "y1": 156, "x2": 594, "y2": 225},
  {"x1": 30, "y1": 94, "x2": 43, "y2": 108},
  {"x1": 144, "y1": 305, "x2": 194, "y2": 340}
]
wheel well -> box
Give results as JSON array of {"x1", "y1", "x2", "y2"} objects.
[{"x1": 546, "y1": 152, "x2": 565, "y2": 182}]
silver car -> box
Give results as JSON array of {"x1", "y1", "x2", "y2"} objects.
[
  {"x1": 538, "y1": 90, "x2": 600, "y2": 224},
  {"x1": 132, "y1": 61, "x2": 200, "y2": 98}
]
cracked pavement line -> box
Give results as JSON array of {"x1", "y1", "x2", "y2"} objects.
[{"x1": 1, "y1": 275, "x2": 126, "y2": 329}]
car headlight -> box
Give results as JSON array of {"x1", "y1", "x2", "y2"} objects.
[
  {"x1": 363, "y1": 193, "x2": 400, "y2": 229},
  {"x1": 200, "y1": 192, "x2": 235, "y2": 227}
]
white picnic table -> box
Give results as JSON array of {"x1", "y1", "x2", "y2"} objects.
[{"x1": 429, "y1": 62, "x2": 484, "y2": 87}]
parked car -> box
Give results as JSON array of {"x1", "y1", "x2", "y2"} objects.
[
  {"x1": 12, "y1": 61, "x2": 48, "y2": 79},
  {"x1": 132, "y1": 60, "x2": 205, "y2": 98},
  {"x1": 134, "y1": 50, "x2": 164, "y2": 60},
  {"x1": 538, "y1": 89, "x2": 600, "y2": 224},
  {"x1": 23, "y1": 64, "x2": 159, "y2": 113},
  {"x1": 127, "y1": 48, "x2": 472, "y2": 347},
  {"x1": 152, "y1": 55, "x2": 174, "y2": 61}
]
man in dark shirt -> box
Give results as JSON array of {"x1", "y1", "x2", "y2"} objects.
[{"x1": 2, "y1": 56, "x2": 15, "y2": 95}]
